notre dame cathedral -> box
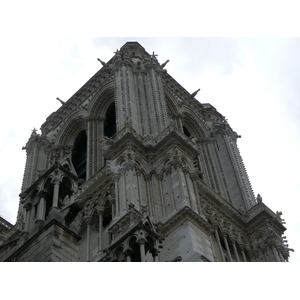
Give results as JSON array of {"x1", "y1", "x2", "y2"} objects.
[{"x1": 0, "y1": 42, "x2": 292, "y2": 262}]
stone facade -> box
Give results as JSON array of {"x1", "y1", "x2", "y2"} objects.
[{"x1": 0, "y1": 42, "x2": 292, "y2": 262}]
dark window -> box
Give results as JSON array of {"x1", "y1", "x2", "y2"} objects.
[
  {"x1": 183, "y1": 126, "x2": 191, "y2": 137},
  {"x1": 104, "y1": 102, "x2": 116, "y2": 138},
  {"x1": 72, "y1": 130, "x2": 87, "y2": 180},
  {"x1": 102, "y1": 201, "x2": 112, "y2": 228}
]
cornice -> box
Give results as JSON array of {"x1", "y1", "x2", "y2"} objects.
[{"x1": 157, "y1": 206, "x2": 211, "y2": 237}]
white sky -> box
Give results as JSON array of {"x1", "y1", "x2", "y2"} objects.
[{"x1": 0, "y1": 2, "x2": 299, "y2": 273}]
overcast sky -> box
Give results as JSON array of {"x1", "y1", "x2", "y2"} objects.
[{"x1": 0, "y1": 37, "x2": 299, "y2": 262}]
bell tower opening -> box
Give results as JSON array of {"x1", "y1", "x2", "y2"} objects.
[
  {"x1": 104, "y1": 102, "x2": 116, "y2": 138},
  {"x1": 72, "y1": 130, "x2": 87, "y2": 181}
]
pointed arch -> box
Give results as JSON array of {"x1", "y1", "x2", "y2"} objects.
[{"x1": 71, "y1": 130, "x2": 87, "y2": 180}]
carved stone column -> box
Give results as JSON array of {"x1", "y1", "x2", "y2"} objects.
[
  {"x1": 144, "y1": 174, "x2": 154, "y2": 218},
  {"x1": 214, "y1": 226, "x2": 225, "y2": 262},
  {"x1": 220, "y1": 231, "x2": 232, "y2": 262},
  {"x1": 24, "y1": 203, "x2": 32, "y2": 233},
  {"x1": 190, "y1": 173, "x2": 202, "y2": 215},
  {"x1": 150, "y1": 248, "x2": 160, "y2": 262},
  {"x1": 137, "y1": 231, "x2": 147, "y2": 262},
  {"x1": 165, "y1": 167, "x2": 177, "y2": 211},
  {"x1": 113, "y1": 174, "x2": 120, "y2": 216},
  {"x1": 36, "y1": 190, "x2": 48, "y2": 224},
  {"x1": 97, "y1": 206, "x2": 104, "y2": 253},
  {"x1": 124, "y1": 249, "x2": 132, "y2": 262},
  {"x1": 136, "y1": 169, "x2": 142, "y2": 212},
  {"x1": 156, "y1": 174, "x2": 166, "y2": 218},
  {"x1": 175, "y1": 163, "x2": 186, "y2": 208},
  {"x1": 239, "y1": 244, "x2": 248, "y2": 262},
  {"x1": 51, "y1": 177, "x2": 60, "y2": 209},
  {"x1": 86, "y1": 217, "x2": 92, "y2": 262},
  {"x1": 271, "y1": 244, "x2": 281, "y2": 262},
  {"x1": 182, "y1": 167, "x2": 192, "y2": 208},
  {"x1": 231, "y1": 239, "x2": 240, "y2": 262}
]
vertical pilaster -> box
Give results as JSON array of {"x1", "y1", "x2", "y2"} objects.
[
  {"x1": 190, "y1": 173, "x2": 202, "y2": 215},
  {"x1": 51, "y1": 177, "x2": 60, "y2": 209},
  {"x1": 156, "y1": 174, "x2": 166, "y2": 218},
  {"x1": 113, "y1": 174, "x2": 120, "y2": 217},
  {"x1": 136, "y1": 169, "x2": 142, "y2": 212},
  {"x1": 98, "y1": 206, "x2": 104, "y2": 253},
  {"x1": 36, "y1": 190, "x2": 47, "y2": 223},
  {"x1": 144, "y1": 174, "x2": 154, "y2": 218},
  {"x1": 231, "y1": 240, "x2": 240, "y2": 262},
  {"x1": 214, "y1": 227, "x2": 225, "y2": 262},
  {"x1": 165, "y1": 167, "x2": 177, "y2": 211},
  {"x1": 24, "y1": 204, "x2": 32, "y2": 233},
  {"x1": 86, "y1": 218, "x2": 92, "y2": 262},
  {"x1": 222, "y1": 234, "x2": 232, "y2": 262}
]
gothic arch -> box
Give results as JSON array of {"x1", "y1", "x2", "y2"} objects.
[
  {"x1": 88, "y1": 85, "x2": 115, "y2": 119},
  {"x1": 56, "y1": 113, "x2": 87, "y2": 146},
  {"x1": 181, "y1": 110, "x2": 208, "y2": 139}
]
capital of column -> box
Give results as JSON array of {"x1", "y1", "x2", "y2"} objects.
[
  {"x1": 24, "y1": 202, "x2": 32, "y2": 211},
  {"x1": 219, "y1": 230, "x2": 229, "y2": 238},
  {"x1": 155, "y1": 173, "x2": 163, "y2": 181},
  {"x1": 112, "y1": 173, "x2": 120, "y2": 181},
  {"x1": 190, "y1": 172, "x2": 199, "y2": 181},
  {"x1": 38, "y1": 189, "x2": 49, "y2": 199},
  {"x1": 165, "y1": 167, "x2": 172, "y2": 175},
  {"x1": 51, "y1": 177, "x2": 61, "y2": 185},
  {"x1": 144, "y1": 174, "x2": 152, "y2": 181},
  {"x1": 182, "y1": 166, "x2": 190, "y2": 174}
]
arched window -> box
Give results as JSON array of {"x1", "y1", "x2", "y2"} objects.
[
  {"x1": 183, "y1": 126, "x2": 191, "y2": 137},
  {"x1": 72, "y1": 130, "x2": 87, "y2": 180},
  {"x1": 102, "y1": 200, "x2": 112, "y2": 229},
  {"x1": 104, "y1": 102, "x2": 116, "y2": 138},
  {"x1": 44, "y1": 178, "x2": 54, "y2": 218}
]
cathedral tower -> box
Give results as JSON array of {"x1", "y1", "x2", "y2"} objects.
[{"x1": 0, "y1": 42, "x2": 292, "y2": 262}]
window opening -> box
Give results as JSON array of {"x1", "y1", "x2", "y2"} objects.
[
  {"x1": 102, "y1": 200, "x2": 112, "y2": 229},
  {"x1": 104, "y1": 102, "x2": 116, "y2": 138},
  {"x1": 183, "y1": 126, "x2": 191, "y2": 137},
  {"x1": 72, "y1": 130, "x2": 87, "y2": 180}
]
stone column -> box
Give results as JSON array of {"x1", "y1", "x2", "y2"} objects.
[
  {"x1": 86, "y1": 218, "x2": 92, "y2": 262},
  {"x1": 165, "y1": 167, "x2": 177, "y2": 211},
  {"x1": 175, "y1": 164, "x2": 186, "y2": 207},
  {"x1": 271, "y1": 244, "x2": 281, "y2": 262},
  {"x1": 51, "y1": 177, "x2": 60, "y2": 209},
  {"x1": 190, "y1": 173, "x2": 202, "y2": 214},
  {"x1": 36, "y1": 190, "x2": 47, "y2": 224},
  {"x1": 97, "y1": 206, "x2": 104, "y2": 253},
  {"x1": 139, "y1": 242, "x2": 146, "y2": 262},
  {"x1": 113, "y1": 174, "x2": 120, "y2": 216},
  {"x1": 182, "y1": 167, "x2": 192, "y2": 208},
  {"x1": 240, "y1": 245, "x2": 248, "y2": 262},
  {"x1": 137, "y1": 231, "x2": 147, "y2": 262},
  {"x1": 214, "y1": 227, "x2": 225, "y2": 262},
  {"x1": 156, "y1": 174, "x2": 166, "y2": 218},
  {"x1": 136, "y1": 169, "x2": 142, "y2": 212},
  {"x1": 24, "y1": 203, "x2": 32, "y2": 233},
  {"x1": 144, "y1": 174, "x2": 154, "y2": 218},
  {"x1": 124, "y1": 249, "x2": 132, "y2": 262},
  {"x1": 151, "y1": 248, "x2": 160, "y2": 262},
  {"x1": 220, "y1": 231, "x2": 232, "y2": 262},
  {"x1": 231, "y1": 239, "x2": 240, "y2": 262}
]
